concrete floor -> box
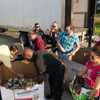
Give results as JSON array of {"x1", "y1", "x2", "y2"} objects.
[
  {"x1": 0, "y1": 32, "x2": 96, "y2": 100},
  {"x1": 44, "y1": 74, "x2": 74, "y2": 100}
]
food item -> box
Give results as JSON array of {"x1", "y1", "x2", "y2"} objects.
[
  {"x1": 3, "y1": 77, "x2": 39, "y2": 89},
  {"x1": 73, "y1": 80, "x2": 78, "y2": 89},
  {"x1": 75, "y1": 84, "x2": 82, "y2": 94},
  {"x1": 72, "y1": 76, "x2": 85, "y2": 95}
]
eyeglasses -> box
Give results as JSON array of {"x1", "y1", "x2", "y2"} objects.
[
  {"x1": 90, "y1": 54, "x2": 95, "y2": 60},
  {"x1": 35, "y1": 26, "x2": 40, "y2": 28},
  {"x1": 90, "y1": 54, "x2": 99, "y2": 60},
  {"x1": 66, "y1": 30, "x2": 68, "y2": 32},
  {"x1": 52, "y1": 26, "x2": 56, "y2": 27}
]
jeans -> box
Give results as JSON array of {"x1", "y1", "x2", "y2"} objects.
[{"x1": 58, "y1": 51, "x2": 71, "y2": 62}]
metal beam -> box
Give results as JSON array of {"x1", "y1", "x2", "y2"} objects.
[
  {"x1": 87, "y1": 0, "x2": 97, "y2": 47},
  {"x1": 65, "y1": 0, "x2": 72, "y2": 29}
]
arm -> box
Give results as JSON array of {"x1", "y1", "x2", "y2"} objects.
[
  {"x1": 50, "y1": 31, "x2": 52, "y2": 38},
  {"x1": 37, "y1": 74, "x2": 44, "y2": 83},
  {"x1": 50, "y1": 28, "x2": 55, "y2": 38},
  {"x1": 78, "y1": 66, "x2": 87, "y2": 76},
  {"x1": 7, "y1": 67, "x2": 24, "y2": 78},
  {"x1": 84, "y1": 45, "x2": 95, "y2": 57},
  {"x1": 71, "y1": 45, "x2": 80, "y2": 56},
  {"x1": 41, "y1": 31, "x2": 45, "y2": 40},
  {"x1": 57, "y1": 39, "x2": 65, "y2": 52},
  {"x1": 33, "y1": 74, "x2": 44, "y2": 83},
  {"x1": 88, "y1": 76, "x2": 100, "y2": 100}
]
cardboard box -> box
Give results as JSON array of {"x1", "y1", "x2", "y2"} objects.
[
  {"x1": 0, "y1": 61, "x2": 44, "y2": 100},
  {"x1": 69, "y1": 76, "x2": 94, "y2": 100},
  {"x1": 68, "y1": 50, "x2": 90, "y2": 65}
]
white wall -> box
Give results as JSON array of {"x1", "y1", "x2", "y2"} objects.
[{"x1": 0, "y1": 0, "x2": 62, "y2": 30}]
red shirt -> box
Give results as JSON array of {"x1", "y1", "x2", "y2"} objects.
[
  {"x1": 95, "y1": 41, "x2": 100, "y2": 46},
  {"x1": 32, "y1": 36, "x2": 46, "y2": 51},
  {"x1": 85, "y1": 60, "x2": 100, "y2": 97}
]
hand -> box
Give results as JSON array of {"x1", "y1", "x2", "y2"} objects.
[
  {"x1": 18, "y1": 74, "x2": 24, "y2": 78},
  {"x1": 37, "y1": 74, "x2": 44, "y2": 83},
  {"x1": 33, "y1": 77, "x2": 38, "y2": 81},
  {"x1": 51, "y1": 28, "x2": 55, "y2": 33},
  {"x1": 71, "y1": 51, "x2": 76, "y2": 56},
  {"x1": 84, "y1": 53, "x2": 88, "y2": 57},
  {"x1": 60, "y1": 47, "x2": 65, "y2": 52}
]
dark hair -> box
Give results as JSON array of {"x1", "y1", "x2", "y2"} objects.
[
  {"x1": 10, "y1": 45, "x2": 18, "y2": 52},
  {"x1": 35, "y1": 23, "x2": 39, "y2": 27},
  {"x1": 92, "y1": 46, "x2": 100, "y2": 56},
  {"x1": 66, "y1": 24, "x2": 74, "y2": 31}
]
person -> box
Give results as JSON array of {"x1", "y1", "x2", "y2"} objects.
[
  {"x1": 23, "y1": 49, "x2": 69, "y2": 100},
  {"x1": 33, "y1": 23, "x2": 45, "y2": 43},
  {"x1": 50, "y1": 21, "x2": 63, "y2": 53},
  {"x1": 28, "y1": 31, "x2": 46, "y2": 51},
  {"x1": 78, "y1": 46, "x2": 100, "y2": 100},
  {"x1": 84, "y1": 40, "x2": 100, "y2": 57},
  {"x1": 57, "y1": 24, "x2": 80, "y2": 62},
  {"x1": 10, "y1": 44, "x2": 25, "y2": 61},
  {"x1": 48, "y1": 22, "x2": 63, "y2": 98},
  {"x1": 9, "y1": 45, "x2": 18, "y2": 61},
  {"x1": 0, "y1": 45, "x2": 23, "y2": 78}
]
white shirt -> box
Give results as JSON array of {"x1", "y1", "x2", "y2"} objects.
[{"x1": 0, "y1": 45, "x2": 12, "y2": 68}]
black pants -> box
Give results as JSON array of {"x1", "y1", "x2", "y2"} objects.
[{"x1": 49, "y1": 64, "x2": 66, "y2": 100}]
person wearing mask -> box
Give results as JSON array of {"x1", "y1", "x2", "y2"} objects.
[
  {"x1": 50, "y1": 21, "x2": 63, "y2": 53},
  {"x1": 28, "y1": 31, "x2": 46, "y2": 51},
  {"x1": 78, "y1": 46, "x2": 100, "y2": 100},
  {"x1": 0, "y1": 45, "x2": 23, "y2": 78},
  {"x1": 23, "y1": 49, "x2": 69, "y2": 100},
  {"x1": 57, "y1": 24, "x2": 80, "y2": 62}
]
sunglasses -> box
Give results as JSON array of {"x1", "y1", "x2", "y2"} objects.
[
  {"x1": 35, "y1": 26, "x2": 40, "y2": 28},
  {"x1": 52, "y1": 26, "x2": 56, "y2": 27},
  {"x1": 90, "y1": 54, "x2": 95, "y2": 60},
  {"x1": 66, "y1": 30, "x2": 68, "y2": 32}
]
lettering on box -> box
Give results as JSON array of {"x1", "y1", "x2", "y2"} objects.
[
  {"x1": 71, "y1": 67, "x2": 80, "y2": 74},
  {"x1": 17, "y1": 88, "x2": 39, "y2": 96}
]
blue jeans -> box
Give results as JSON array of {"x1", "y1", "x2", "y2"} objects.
[{"x1": 58, "y1": 51, "x2": 71, "y2": 62}]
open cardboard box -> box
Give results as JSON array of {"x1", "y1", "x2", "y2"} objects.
[
  {"x1": 68, "y1": 50, "x2": 90, "y2": 65},
  {"x1": 0, "y1": 61, "x2": 44, "y2": 100}
]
